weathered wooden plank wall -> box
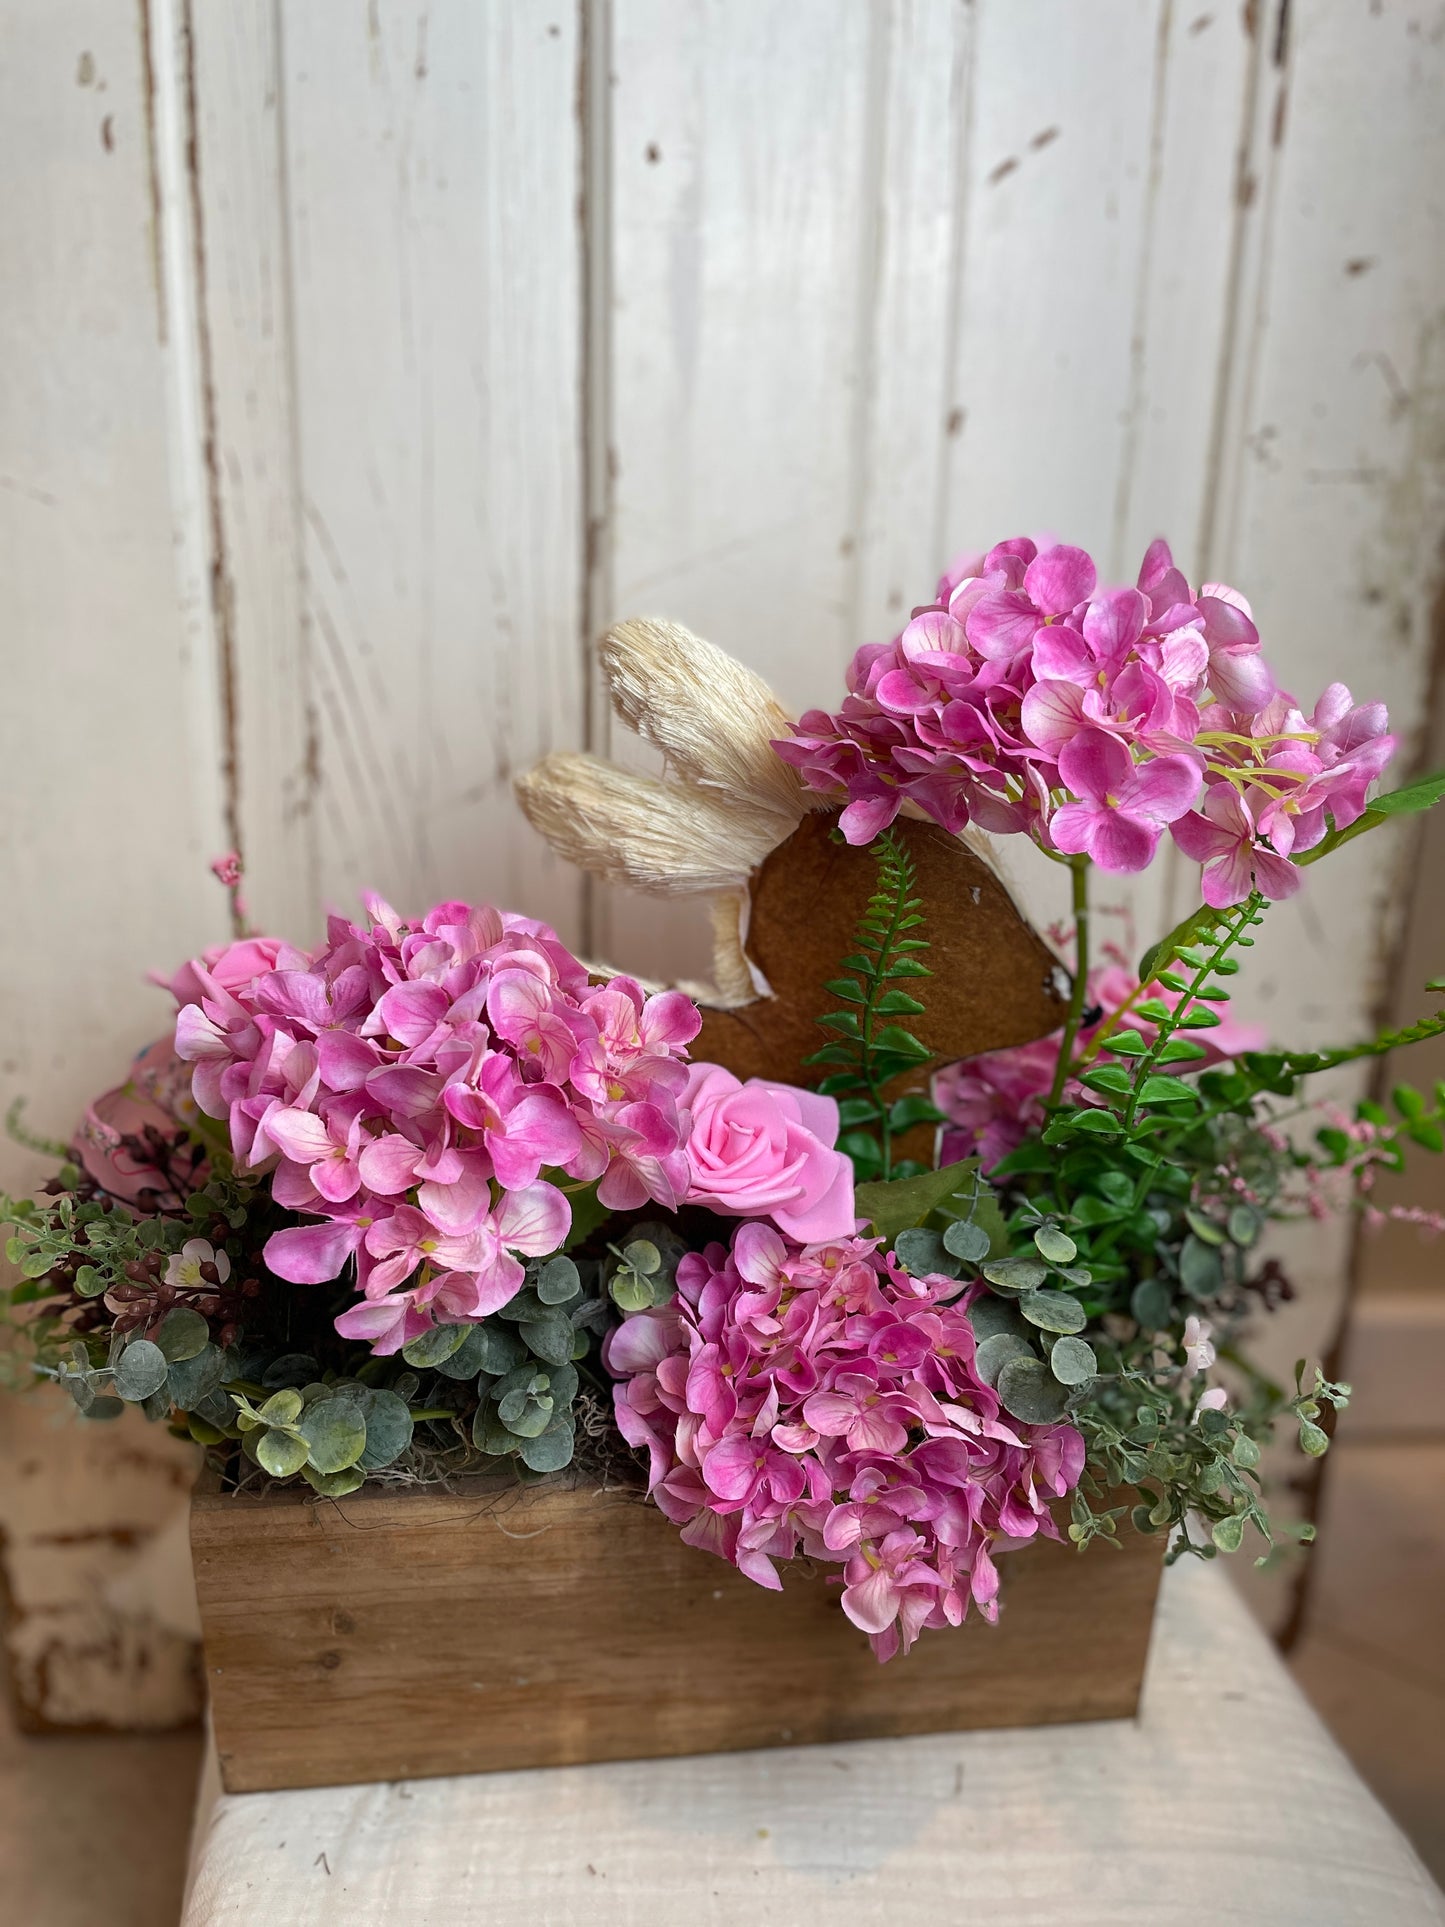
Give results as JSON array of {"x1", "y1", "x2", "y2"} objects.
[{"x1": 2, "y1": 0, "x2": 1443, "y2": 1713}]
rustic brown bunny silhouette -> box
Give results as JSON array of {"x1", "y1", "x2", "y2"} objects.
[{"x1": 516, "y1": 620, "x2": 1067, "y2": 1102}]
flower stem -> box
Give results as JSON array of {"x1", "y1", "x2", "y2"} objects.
[{"x1": 1048, "y1": 856, "x2": 1091, "y2": 1107}]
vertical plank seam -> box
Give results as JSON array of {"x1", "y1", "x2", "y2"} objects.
[
  {"x1": 179, "y1": 0, "x2": 244, "y2": 914},
  {"x1": 136, "y1": 0, "x2": 168, "y2": 343},
  {"x1": 1110, "y1": 0, "x2": 1174, "y2": 583},
  {"x1": 578, "y1": 0, "x2": 615, "y2": 958},
  {"x1": 1193, "y1": 10, "x2": 1269, "y2": 582},
  {"x1": 845, "y1": 0, "x2": 894, "y2": 651},
  {"x1": 271, "y1": 0, "x2": 320, "y2": 915},
  {"x1": 931, "y1": 0, "x2": 977, "y2": 573}
]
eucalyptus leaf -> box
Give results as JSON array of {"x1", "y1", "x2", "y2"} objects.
[
  {"x1": 974, "y1": 1331, "x2": 1035, "y2": 1387},
  {"x1": 608, "y1": 1271, "x2": 655, "y2": 1314},
  {"x1": 471, "y1": 1405, "x2": 517, "y2": 1456},
  {"x1": 942, "y1": 1218, "x2": 991, "y2": 1264},
  {"x1": 86, "y1": 1396, "x2": 126, "y2": 1421},
  {"x1": 112, "y1": 1339, "x2": 169, "y2": 1403},
  {"x1": 256, "y1": 1429, "x2": 311, "y2": 1479},
  {"x1": 1019, "y1": 1288, "x2": 1087, "y2": 1336},
  {"x1": 474, "y1": 1324, "x2": 529, "y2": 1375},
  {"x1": 165, "y1": 1344, "x2": 225, "y2": 1411},
  {"x1": 520, "y1": 1313, "x2": 575, "y2": 1366},
  {"x1": 355, "y1": 1387, "x2": 415, "y2": 1470},
  {"x1": 982, "y1": 1256, "x2": 1048, "y2": 1296},
  {"x1": 893, "y1": 1227, "x2": 959, "y2": 1280},
  {"x1": 967, "y1": 1295, "x2": 1027, "y2": 1342},
  {"x1": 1227, "y1": 1204, "x2": 1261, "y2": 1248},
  {"x1": 299, "y1": 1396, "x2": 369, "y2": 1474},
  {"x1": 1033, "y1": 1225, "x2": 1077, "y2": 1264},
  {"x1": 1179, "y1": 1234, "x2": 1223, "y2": 1298},
  {"x1": 1049, "y1": 1335, "x2": 1098, "y2": 1385},
  {"x1": 257, "y1": 1387, "x2": 304, "y2": 1427},
  {"x1": 155, "y1": 1306, "x2": 210, "y2": 1363},
  {"x1": 432, "y1": 1325, "x2": 493, "y2": 1381},
  {"x1": 1131, "y1": 1277, "x2": 1173, "y2": 1330},
  {"x1": 621, "y1": 1240, "x2": 661, "y2": 1276},
  {"x1": 498, "y1": 1389, "x2": 554, "y2": 1437},
  {"x1": 996, "y1": 1355, "x2": 1070, "y2": 1424},
  {"x1": 519, "y1": 1417, "x2": 576, "y2": 1473},
  {"x1": 262, "y1": 1353, "x2": 319, "y2": 1390},
  {"x1": 536, "y1": 1256, "x2": 582, "y2": 1304},
  {"x1": 301, "y1": 1464, "x2": 366, "y2": 1498},
  {"x1": 401, "y1": 1322, "x2": 471, "y2": 1369}
]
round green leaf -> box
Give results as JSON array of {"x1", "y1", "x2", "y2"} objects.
[
  {"x1": 894, "y1": 1227, "x2": 960, "y2": 1279},
  {"x1": 1130, "y1": 1277, "x2": 1173, "y2": 1331},
  {"x1": 520, "y1": 1313, "x2": 575, "y2": 1366},
  {"x1": 974, "y1": 1331, "x2": 1035, "y2": 1387},
  {"x1": 73, "y1": 1263, "x2": 106, "y2": 1299},
  {"x1": 1227, "y1": 1204, "x2": 1261, "y2": 1248},
  {"x1": 621, "y1": 1240, "x2": 661, "y2": 1276},
  {"x1": 113, "y1": 1339, "x2": 169, "y2": 1403},
  {"x1": 543, "y1": 1361, "x2": 579, "y2": 1410},
  {"x1": 471, "y1": 1405, "x2": 516, "y2": 1456},
  {"x1": 536, "y1": 1256, "x2": 582, "y2": 1304},
  {"x1": 302, "y1": 1464, "x2": 366, "y2": 1498},
  {"x1": 155, "y1": 1306, "x2": 210, "y2": 1363},
  {"x1": 401, "y1": 1322, "x2": 470, "y2": 1369},
  {"x1": 165, "y1": 1344, "x2": 226, "y2": 1411},
  {"x1": 520, "y1": 1417, "x2": 576, "y2": 1473},
  {"x1": 474, "y1": 1324, "x2": 528, "y2": 1375},
  {"x1": 430, "y1": 1325, "x2": 491, "y2": 1381},
  {"x1": 1179, "y1": 1234, "x2": 1223, "y2": 1298},
  {"x1": 996, "y1": 1356, "x2": 1069, "y2": 1425},
  {"x1": 64, "y1": 1370, "x2": 96, "y2": 1415},
  {"x1": 608, "y1": 1271, "x2": 654, "y2": 1314},
  {"x1": 256, "y1": 1428, "x2": 310, "y2": 1479},
  {"x1": 498, "y1": 1388, "x2": 554, "y2": 1437},
  {"x1": 257, "y1": 1387, "x2": 305, "y2": 1427},
  {"x1": 1033, "y1": 1225, "x2": 1077, "y2": 1265},
  {"x1": 1049, "y1": 1335, "x2": 1097, "y2": 1385},
  {"x1": 1232, "y1": 1431, "x2": 1262, "y2": 1469},
  {"x1": 967, "y1": 1295, "x2": 1026, "y2": 1342},
  {"x1": 355, "y1": 1388, "x2": 414, "y2": 1470},
  {"x1": 981, "y1": 1256, "x2": 1048, "y2": 1296},
  {"x1": 86, "y1": 1396, "x2": 126, "y2": 1421},
  {"x1": 1019, "y1": 1288, "x2": 1087, "y2": 1336},
  {"x1": 942, "y1": 1219, "x2": 991, "y2": 1264},
  {"x1": 263, "y1": 1353, "x2": 319, "y2": 1389},
  {"x1": 1211, "y1": 1513, "x2": 1246, "y2": 1553},
  {"x1": 299, "y1": 1397, "x2": 369, "y2": 1474}
]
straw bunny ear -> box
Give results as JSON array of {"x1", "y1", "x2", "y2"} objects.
[
  {"x1": 598, "y1": 618, "x2": 812, "y2": 825},
  {"x1": 514, "y1": 753, "x2": 784, "y2": 895}
]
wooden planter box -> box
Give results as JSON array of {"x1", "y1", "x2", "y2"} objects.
[{"x1": 191, "y1": 1469, "x2": 1165, "y2": 1794}]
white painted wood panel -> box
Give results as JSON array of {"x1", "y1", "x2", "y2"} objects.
[
  {"x1": 273, "y1": 0, "x2": 586, "y2": 949},
  {"x1": 0, "y1": 2, "x2": 229, "y2": 1181}
]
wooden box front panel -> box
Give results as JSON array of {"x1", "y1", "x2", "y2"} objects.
[{"x1": 192, "y1": 1476, "x2": 1164, "y2": 1794}]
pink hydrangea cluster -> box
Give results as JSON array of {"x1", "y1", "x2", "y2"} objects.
[
  {"x1": 168, "y1": 896, "x2": 702, "y2": 1353},
  {"x1": 604, "y1": 1222, "x2": 1084, "y2": 1660},
  {"x1": 935, "y1": 956, "x2": 1267, "y2": 1170},
  {"x1": 775, "y1": 536, "x2": 1395, "y2": 902}
]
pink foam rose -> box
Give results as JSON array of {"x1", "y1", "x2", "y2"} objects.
[{"x1": 680, "y1": 1064, "x2": 856, "y2": 1242}]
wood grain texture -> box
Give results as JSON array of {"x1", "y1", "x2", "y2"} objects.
[
  {"x1": 695, "y1": 811, "x2": 1067, "y2": 1090},
  {"x1": 192, "y1": 1471, "x2": 1163, "y2": 1794}
]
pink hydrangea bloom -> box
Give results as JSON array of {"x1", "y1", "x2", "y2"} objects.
[
  {"x1": 170, "y1": 897, "x2": 702, "y2": 1352},
  {"x1": 603, "y1": 1223, "x2": 1085, "y2": 1661},
  {"x1": 774, "y1": 538, "x2": 1395, "y2": 897},
  {"x1": 935, "y1": 956, "x2": 1267, "y2": 1169}
]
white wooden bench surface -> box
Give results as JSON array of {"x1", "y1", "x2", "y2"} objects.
[{"x1": 182, "y1": 1558, "x2": 1444, "y2": 1926}]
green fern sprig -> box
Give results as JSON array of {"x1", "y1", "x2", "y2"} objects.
[{"x1": 804, "y1": 829, "x2": 939, "y2": 1182}]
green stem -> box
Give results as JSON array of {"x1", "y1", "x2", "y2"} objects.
[
  {"x1": 1121, "y1": 895, "x2": 1263, "y2": 1132},
  {"x1": 1049, "y1": 856, "x2": 1092, "y2": 1107}
]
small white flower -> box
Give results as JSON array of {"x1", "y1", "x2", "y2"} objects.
[
  {"x1": 1193, "y1": 1385, "x2": 1229, "y2": 1422},
  {"x1": 164, "y1": 1238, "x2": 230, "y2": 1291},
  {"x1": 1181, "y1": 1314, "x2": 1216, "y2": 1376}
]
